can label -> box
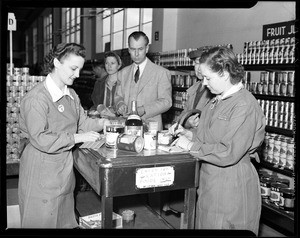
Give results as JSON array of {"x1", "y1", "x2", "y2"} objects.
[
  {"x1": 117, "y1": 134, "x2": 144, "y2": 153},
  {"x1": 144, "y1": 132, "x2": 157, "y2": 150}
]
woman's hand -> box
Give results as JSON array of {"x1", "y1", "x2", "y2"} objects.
[
  {"x1": 186, "y1": 113, "x2": 200, "y2": 128},
  {"x1": 168, "y1": 123, "x2": 193, "y2": 140},
  {"x1": 74, "y1": 131, "x2": 102, "y2": 144},
  {"x1": 117, "y1": 104, "x2": 128, "y2": 116},
  {"x1": 171, "y1": 135, "x2": 194, "y2": 151}
]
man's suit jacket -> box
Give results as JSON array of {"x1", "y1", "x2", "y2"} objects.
[{"x1": 115, "y1": 58, "x2": 172, "y2": 130}]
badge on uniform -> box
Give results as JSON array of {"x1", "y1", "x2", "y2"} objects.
[{"x1": 58, "y1": 104, "x2": 64, "y2": 112}]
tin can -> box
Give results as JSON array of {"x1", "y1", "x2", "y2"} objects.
[
  {"x1": 285, "y1": 155, "x2": 294, "y2": 171},
  {"x1": 268, "y1": 83, "x2": 274, "y2": 95},
  {"x1": 280, "y1": 82, "x2": 287, "y2": 96},
  {"x1": 270, "y1": 182, "x2": 288, "y2": 206},
  {"x1": 117, "y1": 134, "x2": 144, "y2": 153},
  {"x1": 144, "y1": 132, "x2": 157, "y2": 150},
  {"x1": 286, "y1": 140, "x2": 294, "y2": 157},
  {"x1": 274, "y1": 177, "x2": 290, "y2": 187},
  {"x1": 105, "y1": 125, "x2": 125, "y2": 148},
  {"x1": 282, "y1": 72, "x2": 288, "y2": 84},
  {"x1": 157, "y1": 130, "x2": 173, "y2": 145},
  {"x1": 262, "y1": 82, "x2": 268, "y2": 95},
  {"x1": 257, "y1": 83, "x2": 263, "y2": 94},
  {"x1": 272, "y1": 151, "x2": 280, "y2": 165},
  {"x1": 280, "y1": 188, "x2": 295, "y2": 211},
  {"x1": 274, "y1": 83, "x2": 280, "y2": 95},
  {"x1": 251, "y1": 82, "x2": 257, "y2": 94},
  {"x1": 269, "y1": 72, "x2": 276, "y2": 84},
  {"x1": 260, "y1": 177, "x2": 272, "y2": 201},
  {"x1": 287, "y1": 83, "x2": 294, "y2": 97}
]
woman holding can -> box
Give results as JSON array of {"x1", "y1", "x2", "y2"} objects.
[
  {"x1": 18, "y1": 42, "x2": 110, "y2": 228},
  {"x1": 172, "y1": 46, "x2": 265, "y2": 235}
]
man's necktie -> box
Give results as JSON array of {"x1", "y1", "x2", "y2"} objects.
[{"x1": 134, "y1": 66, "x2": 140, "y2": 83}]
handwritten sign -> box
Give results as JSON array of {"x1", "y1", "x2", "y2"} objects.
[
  {"x1": 135, "y1": 166, "x2": 175, "y2": 189},
  {"x1": 263, "y1": 20, "x2": 296, "y2": 40}
]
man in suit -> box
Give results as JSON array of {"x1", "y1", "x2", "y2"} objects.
[{"x1": 115, "y1": 31, "x2": 172, "y2": 130}]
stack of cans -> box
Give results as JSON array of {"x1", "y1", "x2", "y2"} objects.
[{"x1": 6, "y1": 65, "x2": 46, "y2": 163}]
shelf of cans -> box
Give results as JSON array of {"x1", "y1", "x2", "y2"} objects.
[
  {"x1": 156, "y1": 44, "x2": 233, "y2": 67},
  {"x1": 6, "y1": 66, "x2": 46, "y2": 164},
  {"x1": 244, "y1": 70, "x2": 294, "y2": 97},
  {"x1": 172, "y1": 91, "x2": 188, "y2": 110},
  {"x1": 261, "y1": 132, "x2": 294, "y2": 172},
  {"x1": 259, "y1": 168, "x2": 295, "y2": 214},
  {"x1": 171, "y1": 72, "x2": 198, "y2": 89},
  {"x1": 256, "y1": 99, "x2": 294, "y2": 131},
  {"x1": 236, "y1": 37, "x2": 296, "y2": 65}
]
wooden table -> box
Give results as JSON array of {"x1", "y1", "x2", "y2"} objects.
[{"x1": 73, "y1": 146, "x2": 199, "y2": 229}]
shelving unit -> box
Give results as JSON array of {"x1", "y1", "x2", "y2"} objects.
[{"x1": 246, "y1": 61, "x2": 295, "y2": 236}]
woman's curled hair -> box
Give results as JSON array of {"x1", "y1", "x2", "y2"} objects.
[
  {"x1": 43, "y1": 43, "x2": 86, "y2": 74},
  {"x1": 200, "y1": 46, "x2": 245, "y2": 84}
]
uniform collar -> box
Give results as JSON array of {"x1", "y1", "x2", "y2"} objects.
[
  {"x1": 210, "y1": 82, "x2": 244, "y2": 109},
  {"x1": 220, "y1": 82, "x2": 244, "y2": 100},
  {"x1": 45, "y1": 74, "x2": 74, "y2": 102}
]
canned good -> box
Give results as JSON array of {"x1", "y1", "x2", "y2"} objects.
[
  {"x1": 117, "y1": 134, "x2": 144, "y2": 153},
  {"x1": 105, "y1": 125, "x2": 125, "y2": 148},
  {"x1": 287, "y1": 83, "x2": 294, "y2": 97},
  {"x1": 144, "y1": 132, "x2": 157, "y2": 150},
  {"x1": 280, "y1": 188, "x2": 295, "y2": 211},
  {"x1": 268, "y1": 83, "x2": 274, "y2": 95},
  {"x1": 272, "y1": 152, "x2": 280, "y2": 165},
  {"x1": 270, "y1": 182, "x2": 288, "y2": 206},
  {"x1": 286, "y1": 140, "x2": 294, "y2": 157},
  {"x1": 274, "y1": 177, "x2": 290, "y2": 187},
  {"x1": 285, "y1": 155, "x2": 294, "y2": 171},
  {"x1": 280, "y1": 83, "x2": 287, "y2": 96},
  {"x1": 157, "y1": 130, "x2": 173, "y2": 145},
  {"x1": 262, "y1": 82, "x2": 268, "y2": 94},
  {"x1": 260, "y1": 177, "x2": 272, "y2": 201},
  {"x1": 257, "y1": 83, "x2": 263, "y2": 94},
  {"x1": 251, "y1": 82, "x2": 258, "y2": 94}
]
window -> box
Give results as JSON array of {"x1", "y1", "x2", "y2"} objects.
[
  {"x1": 33, "y1": 27, "x2": 37, "y2": 64},
  {"x1": 43, "y1": 14, "x2": 52, "y2": 56},
  {"x1": 62, "y1": 8, "x2": 81, "y2": 43},
  {"x1": 25, "y1": 33, "x2": 29, "y2": 65},
  {"x1": 96, "y1": 8, "x2": 153, "y2": 52}
]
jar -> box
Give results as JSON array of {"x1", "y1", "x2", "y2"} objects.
[
  {"x1": 105, "y1": 125, "x2": 125, "y2": 148},
  {"x1": 280, "y1": 188, "x2": 295, "y2": 211},
  {"x1": 269, "y1": 182, "x2": 288, "y2": 206}
]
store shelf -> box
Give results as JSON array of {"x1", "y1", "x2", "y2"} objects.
[
  {"x1": 6, "y1": 162, "x2": 19, "y2": 176},
  {"x1": 165, "y1": 66, "x2": 194, "y2": 71},
  {"x1": 170, "y1": 106, "x2": 184, "y2": 111},
  {"x1": 265, "y1": 126, "x2": 294, "y2": 137},
  {"x1": 253, "y1": 94, "x2": 295, "y2": 102},
  {"x1": 261, "y1": 202, "x2": 294, "y2": 236},
  {"x1": 172, "y1": 86, "x2": 189, "y2": 92},
  {"x1": 260, "y1": 161, "x2": 294, "y2": 177},
  {"x1": 243, "y1": 64, "x2": 295, "y2": 71}
]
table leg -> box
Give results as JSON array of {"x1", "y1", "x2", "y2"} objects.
[
  {"x1": 101, "y1": 196, "x2": 113, "y2": 228},
  {"x1": 181, "y1": 188, "x2": 196, "y2": 229}
]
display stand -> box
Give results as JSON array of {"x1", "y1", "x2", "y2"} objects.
[{"x1": 73, "y1": 146, "x2": 199, "y2": 229}]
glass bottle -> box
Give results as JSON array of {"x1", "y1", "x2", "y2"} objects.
[{"x1": 125, "y1": 100, "x2": 143, "y2": 137}]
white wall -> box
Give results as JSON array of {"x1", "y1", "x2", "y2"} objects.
[{"x1": 151, "y1": 1, "x2": 296, "y2": 54}]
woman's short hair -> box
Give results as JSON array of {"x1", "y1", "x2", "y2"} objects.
[
  {"x1": 200, "y1": 46, "x2": 245, "y2": 84},
  {"x1": 43, "y1": 43, "x2": 86, "y2": 74}
]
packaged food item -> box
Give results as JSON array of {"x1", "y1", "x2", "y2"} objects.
[
  {"x1": 117, "y1": 134, "x2": 144, "y2": 153},
  {"x1": 105, "y1": 125, "x2": 125, "y2": 148}
]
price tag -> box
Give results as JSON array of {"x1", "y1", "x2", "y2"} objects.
[{"x1": 135, "y1": 166, "x2": 175, "y2": 189}]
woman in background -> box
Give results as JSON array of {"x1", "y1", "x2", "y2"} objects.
[
  {"x1": 18, "y1": 42, "x2": 109, "y2": 228},
  {"x1": 90, "y1": 51, "x2": 122, "y2": 117},
  {"x1": 172, "y1": 46, "x2": 265, "y2": 235}
]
